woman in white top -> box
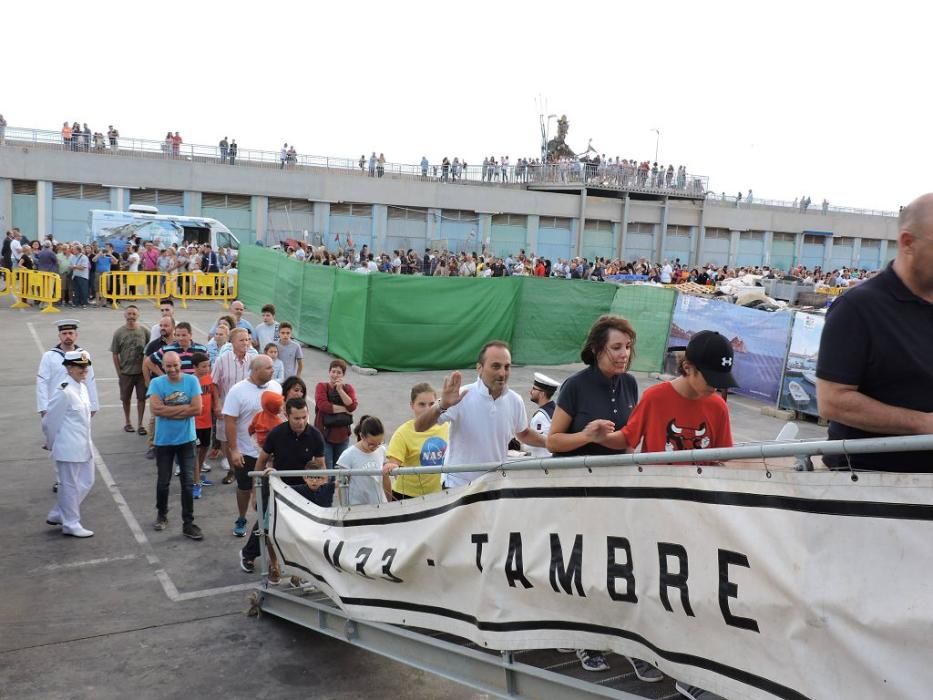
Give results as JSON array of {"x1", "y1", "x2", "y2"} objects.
[{"x1": 334, "y1": 416, "x2": 387, "y2": 506}]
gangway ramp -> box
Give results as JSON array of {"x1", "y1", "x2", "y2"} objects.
[{"x1": 257, "y1": 584, "x2": 680, "y2": 699}]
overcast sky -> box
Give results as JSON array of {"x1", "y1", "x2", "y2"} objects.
[{"x1": 3, "y1": 1, "x2": 924, "y2": 212}]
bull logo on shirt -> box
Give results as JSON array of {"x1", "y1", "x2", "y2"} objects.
[{"x1": 665, "y1": 419, "x2": 710, "y2": 451}]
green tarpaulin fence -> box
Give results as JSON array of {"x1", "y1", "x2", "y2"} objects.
[{"x1": 238, "y1": 246, "x2": 675, "y2": 372}]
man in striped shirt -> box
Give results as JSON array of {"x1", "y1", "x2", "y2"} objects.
[
  {"x1": 145, "y1": 322, "x2": 207, "y2": 376},
  {"x1": 212, "y1": 327, "x2": 256, "y2": 484}
]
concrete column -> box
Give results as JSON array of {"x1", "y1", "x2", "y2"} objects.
[
  {"x1": 37, "y1": 180, "x2": 53, "y2": 237},
  {"x1": 0, "y1": 178, "x2": 12, "y2": 232},
  {"x1": 314, "y1": 202, "x2": 330, "y2": 246},
  {"x1": 426, "y1": 207, "x2": 441, "y2": 245},
  {"x1": 695, "y1": 207, "x2": 706, "y2": 265},
  {"x1": 879, "y1": 239, "x2": 889, "y2": 265},
  {"x1": 575, "y1": 190, "x2": 587, "y2": 257},
  {"x1": 852, "y1": 238, "x2": 862, "y2": 269},
  {"x1": 110, "y1": 187, "x2": 127, "y2": 212},
  {"x1": 763, "y1": 230, "x2": 774, "y2": 267},
  {"x1": 478, "y1": 213, "x2": 492, "y2": 251},
  {"x1": 617, "y1": 195, "x2": 629, "y2": 259},
  {"x1": 184, "y1": 191, "x2": 202, "y2": 217},
  {"x1": 794, "y1": 232, "x2": 804, "y2": 268},
  {"x1": 252, "y1": 195, "x2": 268, "y2": 245},
  {"x1": 526, "y1": 214, "x2": 540, "y2": 254},
  {"x1": 656, "y1": 197, "x2": 670, "y2": 262},
  {"x1": 686, "y1": 226, "x2": 698, "y2": 267},
  {"x1": 822, "y1": 236, "x2": 834, "y2": 270},
  {"x1": 728, "y1": 229, "x2": 740, "y2": 268},
  {"x1": 372, "y1": 204, "x2": 388, "y2": 253}
]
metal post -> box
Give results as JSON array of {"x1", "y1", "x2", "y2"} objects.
[
  {"x1": 336, "y1": 474, "x2": 350, "y2": 507},
  {"x1": 254, "y1": 474, "x2": 271, "y2": 585}
]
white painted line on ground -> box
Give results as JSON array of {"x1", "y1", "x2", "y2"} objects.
[
  {"x1": 32, "y1": 553, "x2": 138, "y2": 573},
  {"x1": 91, "y1": 445, "x2": 181, "y2": 599},
  {"x1": 27, "y1": 321, "x2": 44, "y2": 354},
  {"x1": 92, "y1": 444, "x2": 253, "y2": 603},
  {"x1": 174, "y1": 582, "x2": 257, "y2": 601}
]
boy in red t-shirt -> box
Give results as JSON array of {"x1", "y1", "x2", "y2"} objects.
[
  {"x1": 192, "y1": 353, "x2": 220, "y2": 498},
  {"x1": 614, "y1": 330, "x2": 737, "y2": 463}
]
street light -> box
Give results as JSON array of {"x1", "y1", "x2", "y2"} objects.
[{"x1": 651, "y1": 128, "x2": 661, "y2": 162}]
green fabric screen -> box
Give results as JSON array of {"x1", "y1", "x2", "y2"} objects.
[
  {"x1": 326, "y1": 270, "x2": 370, "y2": 366},
  {"x1": 362, "y1": 275, "x2": 521, "y2": 371},
  {"x1": 297, "y1": 264, "x2": 335, "y2": 349},
  {"x1": 238, "y1": 246, "x2": 677, "y2": 372},
  {"x1": 609, "y1": 285, "x2": 677, "y2": 372},
  {"x1": 511, "y1": 277, "x2": 618, "y2": 366}
]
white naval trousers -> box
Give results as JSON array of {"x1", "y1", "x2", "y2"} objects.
[{"x1": 48, "y1": 460, "x2": 95, "y2": 530}]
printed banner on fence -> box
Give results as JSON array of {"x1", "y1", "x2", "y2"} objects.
[
  {"x1": 778, "y1": 312, "x2": 825, "y2": 416},
  {"x1": 668, "y1": 293, "x2": 793, "y2": 403},
  {"x1": 269, "y1": 467, "x2": 933, "y2": 700}
]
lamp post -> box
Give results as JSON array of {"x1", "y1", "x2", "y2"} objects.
[{"x1": 652, "y1": 128, "x2": 661, "y2": 162}]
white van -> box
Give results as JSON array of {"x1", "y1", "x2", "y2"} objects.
[{"x1": 87, "y1": 206, "x2": 240, "y2": 254}]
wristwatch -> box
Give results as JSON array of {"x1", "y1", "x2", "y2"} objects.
[{"x1": 435, "y1": 399, "x2": 447, "y2": 415}]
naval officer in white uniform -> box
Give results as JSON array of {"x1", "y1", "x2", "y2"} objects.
[
  {"x1": 44, "y1": 350, "x2": 96, "y2": 538},
  {"x1": 525, "y1": 372, "x2": 560, "y2": 458},
  {"x1": 36, "y1": 319, "x2": 98, "y2": 491}
]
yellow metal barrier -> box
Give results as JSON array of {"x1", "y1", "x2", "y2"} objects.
[
  {"x1": 815, "y1": 286, "x2": 848, "y2": 297},
  {"x1": 170, "y1": 272, "x2": 238, "y2": 308},
  {"x1": 0, "y1": 267, "x2": 9, "y2": 297},
  {"x1": 99, "y1": 271, "x2": 166, "y2": 309},
  {"x1": 9, "y1": 269, "x2": 62, "y2": 313}
]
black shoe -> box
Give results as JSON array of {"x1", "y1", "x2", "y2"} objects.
[
  {"x1": 240, "y1": 551, "x2": 255, "y2": 573},
  {"x1": 183, "y1": 523, "x2": 203, "y2": 540}
]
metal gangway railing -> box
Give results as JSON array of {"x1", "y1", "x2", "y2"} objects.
[{"x1": 248, "y1": 433, "x2": 933, "y2": 700}]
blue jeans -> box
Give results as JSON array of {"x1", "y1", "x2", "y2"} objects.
[
  {"x1": 323, "y1": 439, "x2": 349, "y2": 470},
  {"x1": 72, "y1": 276, "x2": 89, "y2": 306},
  {"x1": 155, "y1": 441, "x2": 196, "y2": 524}
]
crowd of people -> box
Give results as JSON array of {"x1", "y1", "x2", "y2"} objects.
[
  {"x1": 29, "y1": 192, "x2": 933, "y2": 700},
  {"x1": 60, "y1": 121, "x2": 120, "y2": 151},
  {"x1": 275, "y1": 239, "x2": 878, "y2": 290},
  {"x1": 2, "y1": 228, "x2": 238, "y2": 307}
]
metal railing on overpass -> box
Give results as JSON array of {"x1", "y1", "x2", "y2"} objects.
[
  {"x1": 1, "y1": 124, "x2": 708, "y2": 198},
  {"x1": 707, "y1": 192, "x2": 897, "y2": 218}
]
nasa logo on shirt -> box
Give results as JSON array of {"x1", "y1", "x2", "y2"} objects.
[{"x1": 420, "y1": 436, "x2": 448, "y2": 466}]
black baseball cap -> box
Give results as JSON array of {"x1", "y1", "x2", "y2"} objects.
[{"x1": 685, "y1": 330, "x2": 739, "y2": 389}]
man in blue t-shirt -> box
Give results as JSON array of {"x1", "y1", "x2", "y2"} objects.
[{"x1": 147, "y1": 351, "x2": 203, "y2": 540}]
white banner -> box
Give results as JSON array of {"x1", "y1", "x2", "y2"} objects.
[{"x1": 268, "y1": 466, "x2": 933, "y2": 700}]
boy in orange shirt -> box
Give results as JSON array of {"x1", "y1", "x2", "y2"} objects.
[
  {"x1": 192, "y1": 353, "x2": 220, "y2": 499},
  {"x1": 249, "y1": 390, "x2": 284, "y2": 450}
]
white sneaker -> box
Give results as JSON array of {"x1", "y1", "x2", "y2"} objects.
[
  {"x1": 174, "y1": 464, "x2": 180, "y2": 476},
  {"x1": 63, "y1": 526, "x2": 94, "y2": 538}
]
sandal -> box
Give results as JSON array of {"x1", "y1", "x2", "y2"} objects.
[
  {"x1": 137, "y1": 426, "x2": 148, "y2": 436},
  {"x1": 124, "y1": 424, "x2": 135, "y2": 433},
  {"x1": 222, "y1": 473, "x2": 235, "y2": 485}
]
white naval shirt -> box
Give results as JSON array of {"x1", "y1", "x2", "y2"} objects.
[
  {"x1": 526, "y1": 403, "x2": 554, "y2": 459},
  {"x1": 36, "y1": 346, "x2": 99, "y2": 413},
  {"x1": 42, "y1": 376, "x2": 94, "y2": 462}
]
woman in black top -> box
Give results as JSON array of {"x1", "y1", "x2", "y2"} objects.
[
  {"x1": 545, "y1": 315, "x2": 663, "y2": 683},
  {"x1": 547, "y1": 315, "x2": 639, "y2": 457}
]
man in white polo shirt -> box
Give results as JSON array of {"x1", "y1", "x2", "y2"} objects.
[{"x1": 415, "y1": 340, "x2": 545, "y2": 488}]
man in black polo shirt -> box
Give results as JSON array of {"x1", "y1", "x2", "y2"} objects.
[
  {"x1": 816, "y1": 192, "x2": 933, "y2": 471},
  {"x1": 239, "y1": 397, "x2": 331, "y2": 575}
]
